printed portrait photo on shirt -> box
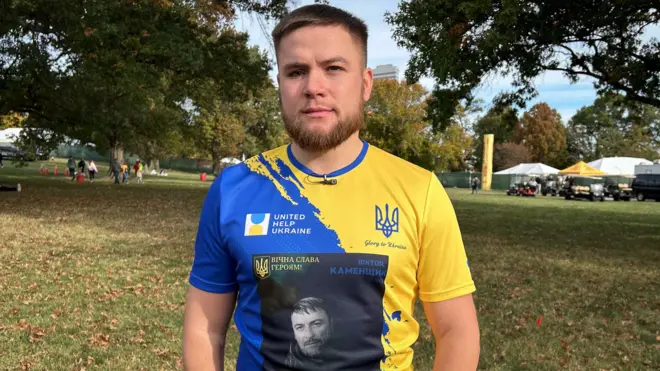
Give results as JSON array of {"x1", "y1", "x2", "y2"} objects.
[{"x1": 255, "y1": 253, "x2": 388, "y2": 371}]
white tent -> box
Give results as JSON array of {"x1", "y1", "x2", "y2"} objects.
[
  {"x1": 587, "y1": 157, "x2": 652, "y2": 175},
  {"x1": 220, "y1": 157, "x2": 241, "y2": 165},
  {"x1": 494, "y1": 163, "x2": 560, "y2": 175}
]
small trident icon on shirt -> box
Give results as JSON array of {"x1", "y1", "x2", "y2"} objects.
[{"x1": 375, "y1": 204, "x2": 399, "y2": 238}]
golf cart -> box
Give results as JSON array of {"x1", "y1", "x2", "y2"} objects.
[
  {"x1": 604, "y1": 176, "x2": 634, "y2": 201},
  {"x1": 563, "y1": 176, "x2": 606, "y2": 201},
  {"x1": 507, "y1": 179, "x2": 537, "y2": 197},
  {"x1": 541, "y1": 175, "x2": 561, "y2": 196}
]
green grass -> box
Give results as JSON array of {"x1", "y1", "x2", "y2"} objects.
[{"x1": 1, "y1": 160, "x2": 659, "y2": 370}]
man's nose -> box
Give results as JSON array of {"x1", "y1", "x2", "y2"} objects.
[{"x1": 303, "y1": 69, "x2": 327, "y2": 98}]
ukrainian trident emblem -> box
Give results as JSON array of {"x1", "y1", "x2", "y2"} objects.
[
  {"x1": 375, "y1": 204, "x2": 399, "y2": 238},
  {"x1": 253, "y1": 256, "x2": 270, "y2": 279}
]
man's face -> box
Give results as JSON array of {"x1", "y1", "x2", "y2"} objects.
[
  {"x1": 277, "y1": 25, "x2": 373, "y2": 152},
  {"x1": 291, "y1": 308, "x2": 331, "y2": 357}
]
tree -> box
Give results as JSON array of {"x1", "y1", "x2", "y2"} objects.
[
  {"x1": 196, "y1": 100, "x2": 246, "y2": 173},
  {"x1": 493, "y1": 142, "x2": 531, "y2": 172},
  {"x1": 472, "y1": 105, "x2": 519, "y2": 168},
  {"x1": 363, "y1": 79, "x2": 473, "y2": 171},
  {"x1": 434, "y1": 122, "x2": 474, "y2": 172},
  {"x1": 514, "y1": 103, "x2": 567, "y2": 166},
  {"x1": 0, "y1": 112, "x2": 24, "y2": 129},
  {"x1": 567, "y1": 93, "x2": 660, "y2": 162},
  {"x1": 241, "y1": 85, "x2": 289, "y2": 157},
  {"x1": 192, "y1": 81, "x2": 288, "y2": 172},
  {"x1": 363, "y1": 79, "x2": 430, "y2": 161},
  {"x1": 0, "y1": 0, "x2": 296, "y2": 162},
  {"x1": 386, "y1": 0, "x2": 660, "y2": 127}
]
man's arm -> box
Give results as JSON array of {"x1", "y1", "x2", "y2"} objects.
[
  {"x1": 423, "y1": 294, "x2": 480, "y2": 371},
  {"x1": 183, "y1": 286, "x2": 236, "y2": 371}
]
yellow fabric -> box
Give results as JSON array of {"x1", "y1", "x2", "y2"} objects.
[
  {"x1": 255, "y1": 144, "x2": 476, "y2": 370},
  {"x1": 559, "y1": 161, "x2": 606, "y2": 175}
]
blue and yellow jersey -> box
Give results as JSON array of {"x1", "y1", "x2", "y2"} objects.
[{"x1": 190, "y1": 140, "x2": 475, "y2": 370}]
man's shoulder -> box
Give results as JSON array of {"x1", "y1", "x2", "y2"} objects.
[{"x1": 365, "y1": 144, "x2": 435, "y2": 185}]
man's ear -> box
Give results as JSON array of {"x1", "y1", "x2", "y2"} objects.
[{"x1": 362, "y1": 67, "x2": 373, "y2": 102}]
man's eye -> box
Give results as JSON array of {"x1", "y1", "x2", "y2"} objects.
[
  {"x1": 288, "y1": 70, "x2": 303, "y2": 77},
  {"x1": 327, "y1": 66, "x2": 343, "y2": 72}
]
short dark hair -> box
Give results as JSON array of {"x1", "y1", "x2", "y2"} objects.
[
  {"x1": 292, "y1": 297, "x2": 329, "y2": 316},
  {"x1": 271, "y1": 4, "x2": 368, "y2": 66}
]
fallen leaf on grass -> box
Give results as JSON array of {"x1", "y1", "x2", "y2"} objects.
[
  {"x1": 560, "y1": 340, "x2": 570, "y2": 351},
  {"x1": 129, "y1": 329, "x2": 146, "y2": 344},
  {"x1": 88, "y1": 333, "x2": 110, "y2": 348},
  {"x1": 152, "y1": 348, "x2": 169, "y2": 357}
]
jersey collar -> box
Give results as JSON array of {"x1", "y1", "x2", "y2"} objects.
[{"x1": 286, "y1": 140, "x2": 370, "y2": 178}]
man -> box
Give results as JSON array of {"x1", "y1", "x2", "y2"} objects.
[
  {"x1": 67, "y1": 156, "x2": 76, "y2": 180},
  {"x1": 109, "y1": 158, "x2": 121, "y2": 184},
  {"x1": 472, "y1": 177, "x2": 480, "y2": 195},
  {"x1": 285, "y1": 297, "x2": 333, "y2": 369},
  {"x1": 78, "y1": 158, "x2": 87, "y2": 178},
  {"x1": 183, "y1": 4, "x2": 479, "y2": 371}
]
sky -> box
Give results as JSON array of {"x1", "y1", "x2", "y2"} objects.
[{"x1": 234, "y1": 0, "x2": 659, "y2": 124}]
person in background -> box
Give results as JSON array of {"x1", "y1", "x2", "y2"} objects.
[
  {"x1": 472, "y1": 177, "x2": 480, "y2": 194},
  {"x1": 136, "y1": 161, "x2": 144, "y2": 184},
  {"x1": 121, "y1": 162, "x2": 129, "y2": 184},
  {"x1": 0, "y1": 151, "x2": 4, "y2": 168},
  {"x1": 109, "y1": 158, "x2": 121, "y2": 184},
  {"x1": 134, "y1": 159, "x2": 140, "y2": 177},
  {"x1": 77, "y1": 158, "x2": 86, "y2": 177},
  {"x1": 67, "y1": 156, "x2": 76, "y2": 180},
  {"x1": 88, "y1": 160, "x2": 98, "y2": 182}
]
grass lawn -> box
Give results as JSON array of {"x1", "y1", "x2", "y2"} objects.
[{"x1": 1, "y1": 160, "x2": 659, "y2": 370}]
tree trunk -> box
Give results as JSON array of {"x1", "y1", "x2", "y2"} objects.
[
  {"x1": 111, "y1": 143, "x2": 124, "y2": 162},
  {"x1": 147, "y1": 159, "x2": 160, "y2": 172},
  {"x1": 212, "y1": 151, "x2": 221, "y2": 174}
]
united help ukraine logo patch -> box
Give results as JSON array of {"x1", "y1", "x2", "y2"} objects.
[{"x1": 245, "y1": 213, "x2": 271, "y2": 236}]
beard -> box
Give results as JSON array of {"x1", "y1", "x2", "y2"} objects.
[{"x1": 282, "y1": 99, "x2": 364, "y2": 153}]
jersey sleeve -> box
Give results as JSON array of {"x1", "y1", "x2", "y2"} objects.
[
  {"x1": 189, "y1": 175, "x2": 237, "y2": 293},
  {"x1": 417, "y1": 173, "x2": 476, "y2": 302}
]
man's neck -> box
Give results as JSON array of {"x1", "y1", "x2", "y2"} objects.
[{"x1": 290, "y1": 132, "x2": 363, "y2": 175}]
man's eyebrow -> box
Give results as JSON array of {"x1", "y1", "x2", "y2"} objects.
[
  {"x1": 282, "y1": 57, "x2": 349, "y2": 71},
  {"x1": 322, "y1": 57, "x2": 349, "y2": 65},
  {"x1": 282, "y1": 62, "x2": 308, "y2": 71}
]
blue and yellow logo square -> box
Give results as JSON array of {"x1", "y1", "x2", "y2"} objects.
[{"x1": 244, "y1": 213, "x2": 271, "y2": 236}]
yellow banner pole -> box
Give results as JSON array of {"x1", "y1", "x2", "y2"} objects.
[{"x1": 481, "y1": 134, "x2": 494, "y2": 191}]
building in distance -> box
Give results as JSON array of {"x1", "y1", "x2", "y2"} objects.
[{"x1": 372, "y1": 64, "x2": 399, "y2": 81}]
